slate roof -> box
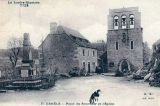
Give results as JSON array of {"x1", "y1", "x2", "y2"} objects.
[
  {"x1": 57, "y1": 25, "x2": 86, "y2": 40},
  {"x1": 39, "y1": 25, "x2": 96, "y2": 49},
  {"x1": 57, "y1": 25, "x2": 95, "y2": 49},
  {"x1": 70, "y1": 36, "x2": 93, "y2": 48}
]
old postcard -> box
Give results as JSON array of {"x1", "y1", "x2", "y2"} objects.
[{"x1": 0, "y1": 0, "x2": 160, "y2": 106}]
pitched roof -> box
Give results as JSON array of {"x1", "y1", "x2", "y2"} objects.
[
  {"x1": 69, "y1": 36, "x2": 93, "y2": 48},
  {"x1": 56, "y1": 25, "x2": 95, "y2": 49},
  {"x1": 57, "y1": 25, "x2": 86, "y2": 40},
  {"x1": 39, "y1": 25, "x2": 96, "y2": 49}
]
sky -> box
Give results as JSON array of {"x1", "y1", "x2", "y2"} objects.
[{"x1": 0, "y1": 0, "x2": 160, "y2": 49}]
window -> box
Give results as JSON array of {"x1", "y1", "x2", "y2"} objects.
[
  {"x1": 114, "y1": 16, "x2": 119, "y2": 29},
  {"x1": 130, "y1": 15, "x2": 134, "y2": 28},
  {"x1": 83, "y1": 62, "x2": 85, "y2": 69},
  {"x1": 116, "y1": 42, "x2": 119, "y2": 50},
  {"x1": 88, "y1": 50, "x2": 89, "y2": 56},
  {"x1": 83, "y1": 49, "x2": 85, "y2": 56},
  {"x1": 93, "y1": 51, "x2": 95, "y2": 57},
  {"x1": 109, "y1": 62, "x2": 114, "y2": 67},
  {"x1": 131, "y1": 41, "x2": 134, "y2": 49},
  {"x1": 72, "y1": 36, "x2": 76, "y2": 40},
  {"x1": 122, "y1": 15, "x2": 127, "y2": 29}
]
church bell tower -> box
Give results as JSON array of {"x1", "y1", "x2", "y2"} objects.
[{"x1": 107, "y1": 7, "x2": 143, "y2": 72}]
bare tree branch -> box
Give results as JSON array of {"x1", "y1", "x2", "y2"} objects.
[{"x1": 7, "y1": 36, "x2": 23, "y2": 70}]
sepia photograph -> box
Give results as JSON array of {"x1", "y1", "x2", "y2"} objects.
[{"x1": 0, "y1": 0, "x2": 160, "y2": 106}]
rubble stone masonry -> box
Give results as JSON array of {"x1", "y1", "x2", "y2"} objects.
[{"x1": 107, "y1": 7, "x2": 143, "y2": 72}]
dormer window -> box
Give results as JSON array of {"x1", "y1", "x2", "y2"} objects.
[
  {"x1": 114, "y1": 16, "x2": 119, "y2": 29},
  {"x1": 122, "y1": 15, "x2": 127, "y2": 29},
  {"x1": 79, "y1": 38, "x2": 82, "y2": 42},
  {"x1": 72, "y1": 36, "x2": 76, "y2": 40},
  {"x1": 130, "y1": 15, "x2": 134, "y2": 28}
]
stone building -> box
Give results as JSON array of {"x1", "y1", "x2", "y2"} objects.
[
  {"x1": 107, "y1": 7, "x2": 143, "y2": 72},
  {"x1": 38, "y1": 22, "x2": 97, "y2": 74}
]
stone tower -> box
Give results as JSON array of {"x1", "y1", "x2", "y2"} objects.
[{"x1": 107, "y1": 7, "x2": 143, "y2": 72}]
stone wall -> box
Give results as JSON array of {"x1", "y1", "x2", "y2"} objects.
[
  {"x1": 39, "y1": 33, "x2": 98, "y2": 74},
  {"x1": 39, "y1": 34, "x2": 79, "y2": 74},
  {"x1": 108, "y1": 7, "x2": 141, "y2": 30},
  {"x1": 76, "y1": 47, "x2": 97, "y2": 72}
]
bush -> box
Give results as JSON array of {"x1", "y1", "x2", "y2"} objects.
[
  {"x1": 80, "y1": 68, "x2": 87, "y2": 76},
  {"x1": 60, "y1": 73, "x2": 71, "y2": 78},
  {"x1": 115, "y1": 70, "x2": 123, "y2": 77},
  {"x1": 69, "y1": 67, "x2": 80, "y2": 77},
  {"x1": 69, "y1": 67, "x2": 88, "y2": 77},
  {"x1": 95, "y1": 67, "x2": 102, "y2": 74}
]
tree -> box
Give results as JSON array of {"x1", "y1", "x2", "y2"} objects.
[
  {"x1": 7, "y1": 36, "x2": 23, "y2": 73},
  {"x1": 143, "y1": 42, "x2": 152, "y2": 65},
  {"x1": 147, "y1": 39, "x2": 160, "y2": 87},
  {"x1": 91, "y1": 40, "x2": 107, "y2": 57}
]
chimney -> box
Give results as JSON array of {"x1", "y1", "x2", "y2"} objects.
[{"x1": 50, "y1": 22, "x2": 57, "y2": 34}]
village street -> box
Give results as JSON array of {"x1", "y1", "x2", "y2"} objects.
[{"x1": 0, "y1": 75, "x2": 160, "y2": 106}]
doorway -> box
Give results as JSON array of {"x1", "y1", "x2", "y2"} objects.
[
  {"x1": 118, "y1": 59, "x2": 131, "y2": 72},
  {"x1": 88, "y1": 62, "x2": 90, "y2": 73},
  {"x1": 121, "y1": 60, "x2": 128, "y2": 72}
]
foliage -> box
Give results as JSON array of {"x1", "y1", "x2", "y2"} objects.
[
  {"x1": 7, "y1": 36, "x2": 23, "y2": 70},
  {"x1": 143, "y1": 42, "x2": 152, "y2": 64},
  {"x1": 69, "y1": 67, "x2": 88, "y2": 77},
  {"x1": 149, "y1": 72, "x2": 160, "y2": 87},
  {"x1": 115, "y1": 70, "x2": 123, "y2": 77},
  {"x1": 95, "y1": 66, "x2": 102, "y2": 74},
  {"x1": 147, "y1": 39, "x2": 160, "y2": 87},
  {"x1": 91, "y1": 40, "x2": 107, "y2": 56}
]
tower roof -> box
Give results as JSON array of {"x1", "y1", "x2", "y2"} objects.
[{"x1": 109, "y1": 7, "x2": 139, "y2": 13}]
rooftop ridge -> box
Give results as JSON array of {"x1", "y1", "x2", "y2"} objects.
[{"x1": 58, "y1": 25, "x2": 87, "y2": 40}]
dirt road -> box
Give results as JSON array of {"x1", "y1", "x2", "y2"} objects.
[{"x1": 0, "y1": 75, "x2": 160, "y2": 106}]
